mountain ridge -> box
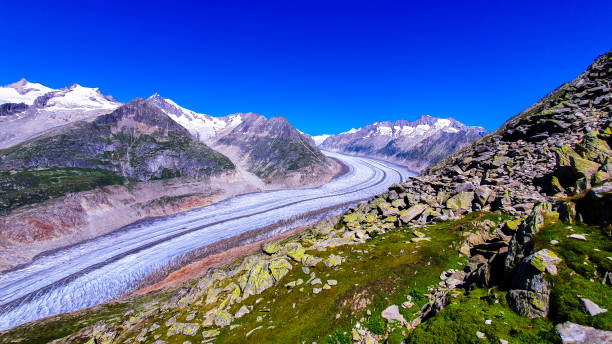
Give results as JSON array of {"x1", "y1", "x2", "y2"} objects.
[{"x1": 318, "y1": 115, "x2": 487, "y2": 171}]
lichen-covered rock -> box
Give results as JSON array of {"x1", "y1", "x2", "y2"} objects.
[
  {"x1": 268, "y1": 258, "x2": 292, "y2": 282},
  {"x1": 239, "y1": 260, "x2": 276, "y2": 297},
  {"x1": 213, "y1": 309, "x2": 233, "y2": 327},
  {"x1": 201, "y1": 329, "x2": 220, "y2": 339},
  {"x1": 378, "y1": 202, "x2": 400, "y2": 217},
  {"x1": 302, "y1": 254, "x2": 323, "y2": 267},
  {"x1": 507, "y1": 289, "x2": 549, "y2": 318},
  {"x1": 399, "y1": 204, "x2": 427, "y2": 224},
  {"x1": 504, "y1": 203, "x2": 551, "y2": 281},
  {"x1": 166, "y1": 322, "x2": 200, "y2": 337},
  {"x1": 446, "y1": 192, "x2": 474, "y2": 211},
  {"x1": 262, "y1": 242, "x2": 283, "y2": 255},
  {"x1": 527, "y1": 249, "x2": 561, "y2": 275},
  {"x1": 323, "y1": 254, "x2": 344, "y2": 267}
]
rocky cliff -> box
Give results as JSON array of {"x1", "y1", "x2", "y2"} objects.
[
  {"x1": 1, "y1": 51, "x2": 611, "y2": 343},
  {"x1": 319, "y1": 116, "x2": 487, "y2": 171}
]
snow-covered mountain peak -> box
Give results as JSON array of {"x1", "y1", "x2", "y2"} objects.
[
  {"x1": 41, "y1": 84, "x2": 122, "y2": 112},
  {"x1": 0, "y1": 79, "x2": 55, "y2": 105},
  {"x1": 146, "y1": 95, "x2": 248, "y2": 142},
  {"x1": 318, "y1": 115, "x2": 487, "y2": 171}
]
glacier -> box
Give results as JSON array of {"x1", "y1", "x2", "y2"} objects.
[{"x1": 0, "y1": 151, "x2": 413, "y2": 330}]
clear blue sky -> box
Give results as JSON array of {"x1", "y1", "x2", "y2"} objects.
[{"x1": 1, "y1": 1, "x2": 611, "y2": 134}]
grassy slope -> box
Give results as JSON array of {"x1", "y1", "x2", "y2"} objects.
[
  {"x1": 406, "y1": 217, "x2": 612, "y2": 344},
  {"x1": 0, "y1": 168, "x2": 125, "y2": 212},
  {"x1": 1, "y1": 211, "x2": 609, "y2": 344}
]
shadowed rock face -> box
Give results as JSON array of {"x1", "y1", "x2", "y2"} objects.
[
  {"x1": 0, "y1": 99, "x2": 235, "y2": 181},
  {"x1": 214, "y1": 114, "x2": 332, "y2": 182},
  {"x1": 320, "y1": 116, "x2": 487, "y2": 171},
  {"x1": 0, "y1": 103, "x2": 27, "y2": 117}
]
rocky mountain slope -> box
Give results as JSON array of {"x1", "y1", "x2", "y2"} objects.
[
  {"x1": 319, "y1": 116, "x2": 487, "y2": 171},
  {"x1": 146, "y1": 94, "x2": 245, "y2": 142},
  {"x1": 4, "y1": 50, "x2": 609, "y2": 343},
  {"x1": 0, "y1": 98, "x2": 234, "y2": 181},
  {"x1": 212, "y1": 113, "x2": 342, "y2": 186},
  {"x1": 0, "y1": 81, "x2": 122, "y2": 148},
  {"x1": 147, "y1": 94, "x2": 342, "y2": 187}
]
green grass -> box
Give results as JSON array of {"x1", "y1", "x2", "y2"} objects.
[
  {"x1": 534, "y1": 220, "x2": 612, "y2": 331},
  {"x1": 0, "y1": 168, "x2": 125, "y2": 212},
  {"x1": 406, "y1": 288, "x2": 559, "y2": 344},
  {"x1": 210, "y1": 212, "x2": 501, "y2": 344}
]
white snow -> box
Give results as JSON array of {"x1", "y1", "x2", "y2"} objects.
[
  {"x1": 0, "y1": 79, "x2": 55, "y2": 105},
  {"x1": 0, "y1": 152, "x2": 414, "y2": 330},
  {"x1": 312, "y1": 134, "x2": 331, "y2": 145},
  {"x1": 377, "y1": 126, "x2": 393, "y2": 136},
  {"x1": 443, "y1": 127, "x2": 460, "y2": 133},
  {"x1": 434, "y1": 119, "x2": 451, "y2": 128},
  {"x1": 399, "y1": 126, "x2": 415, "y2": 136},
  {"x1": 149, "y1": 95, "x2": 246, "y2": 142},
  {"x1": 415, "y1": 124, "x2": 431, "y2": 135},
  {"x1": 45, "y1": 84, "x2": 120, "y2": 112},
  {"x1": 341, "y1": 128, "x2": 359, "y2": 135}
]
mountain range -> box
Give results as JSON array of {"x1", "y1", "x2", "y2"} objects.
[
  {"x1": 316, "y1": 116, "x2": 487, "y2": 171},
  {"x1": 3, "y1": 49, "x2": 609, "y2": 344}
]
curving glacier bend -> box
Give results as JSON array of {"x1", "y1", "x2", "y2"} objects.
[{"x1": 0, "y1": 151, "x2": 414, "y2": 330}]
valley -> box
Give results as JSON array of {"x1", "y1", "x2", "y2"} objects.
[{"x1": 0, "y1": 151, "x2": 413, "y2": 331}]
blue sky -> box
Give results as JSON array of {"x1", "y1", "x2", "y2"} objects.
[{"x1": 1, "y1": 1, "x2": 611, "y2": 134}]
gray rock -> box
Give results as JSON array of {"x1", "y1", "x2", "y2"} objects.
[
  {"x1": 381, "y1": 305, "x2": 406, "y2": 324},
  {"x1": 556, "y1": 321, "x2": 612, "y2": 343},
  {"x1": 235, "y1": 305, "x2": 250, "y2": 319},
  {"x1": 507, "y1": 289, "x2": 549, "y2": 318},
  {"x1": 579, "y1": 298, "x2": 608, "y2": 316}
]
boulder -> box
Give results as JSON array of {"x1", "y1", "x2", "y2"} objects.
[
  {"x1": 235, "y1": 305, "x2": 250, "y2": 319},
  {"x1": 474, "y1": 186, "x2": 495, "y2": 206},
  {"x1": 527, "y1": 249, "x2": 561, "y2": 275},
  {"x1": 378, "y1": 202, "x2": 400, "y2": 217},
  {"x1": 507, "y1": 289, "x2": 549, "y2": 318},
  {"x1": 504, "y1": 203, "x2": 551, "y2": 281},
  {"x1": 214, "y1": 309, "x2": 233, "y2": 327},
  {"x1": 399, "y1": 204, "x2": 427, "y2": 224},
  {"x1": 381, "y1": 305, "x2": 406, "y2": 324},
  {"x1": 268, "y1": 258, "x2": 292, "y2": 281},
  {"x1": 239, "y1": 260, "x2": 276, "y2": 296},
  {"x1": 323, "y1": 254, "x2": 344, "y2": 267},
  {"x1": 446, "y1": 191, "x2": 475, "y2": 211},
  {"x1": 262, "y1": 242, "x2": 282, "y2": 255},
  {"x1": 579, "y1": 298, "x2": 608, "y2": 316},
  {"x1": 556, "y1": 322, "x2": 612, "y2": 343}
]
